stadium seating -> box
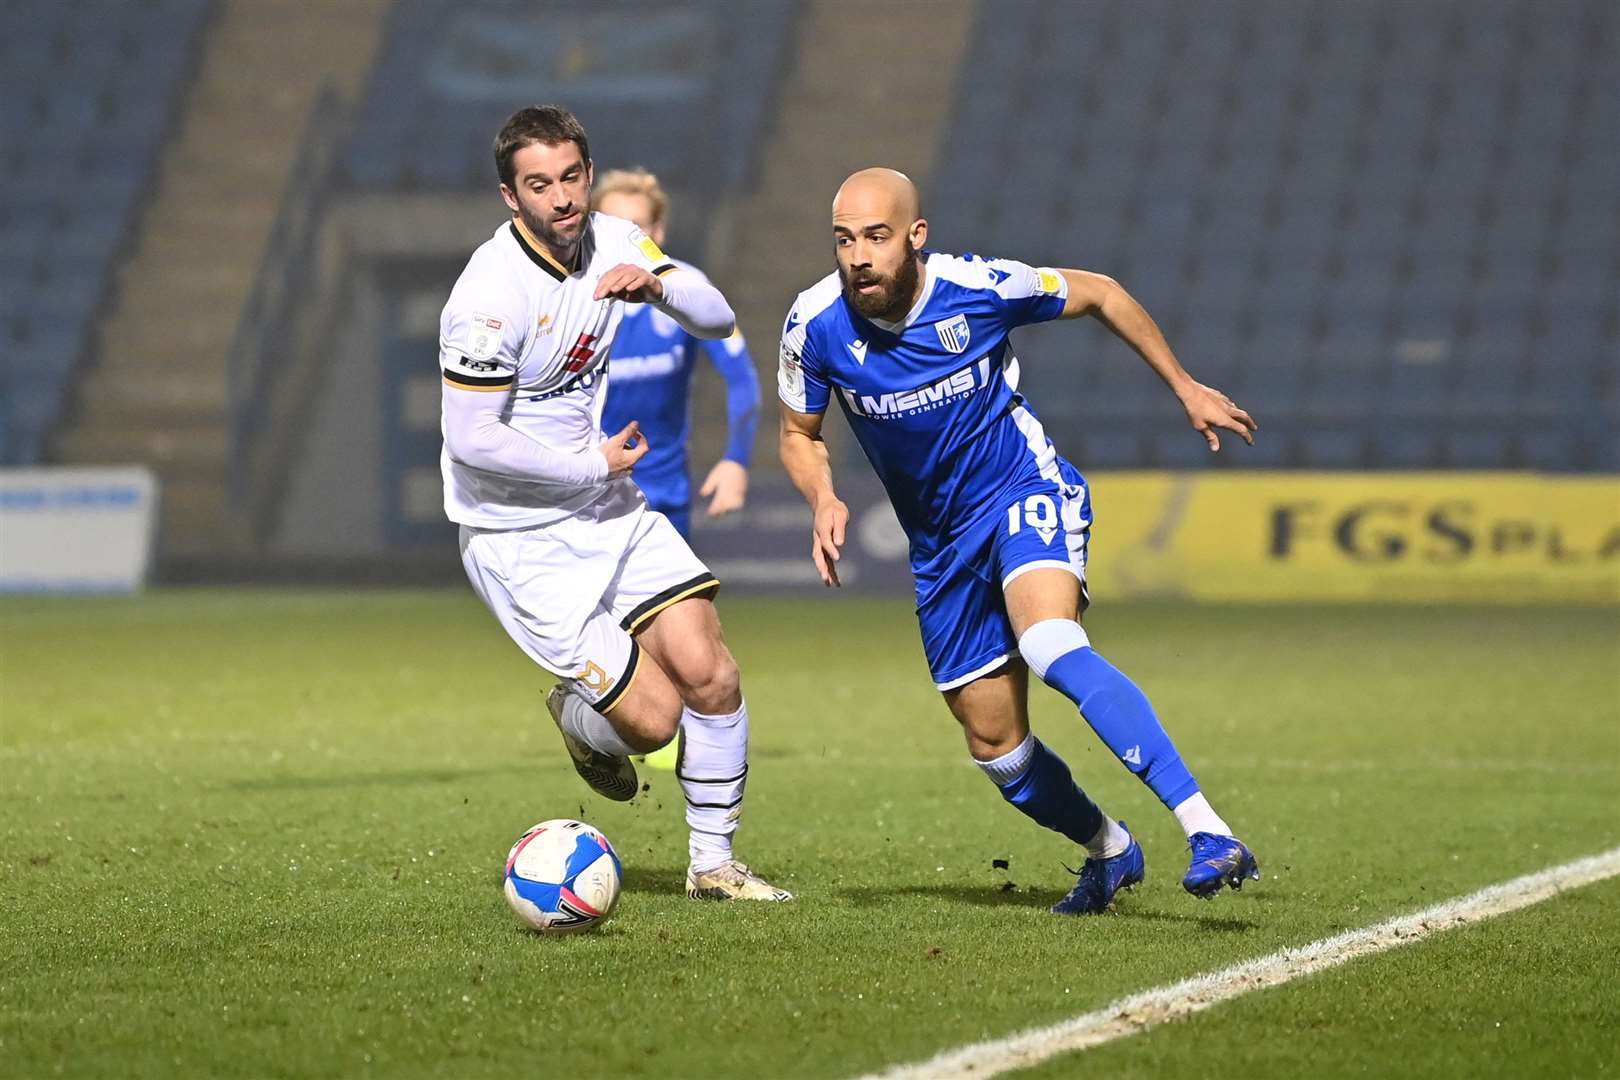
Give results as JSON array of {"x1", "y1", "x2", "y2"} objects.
[
  {"x1": 933, "y1": 0, "x2": 1619, "y2": 469},
  {"x1": 340, "y1": 0, "x2": 800, "y2": 256},
  {"x1": 0, "y1": 0, "x2": 213, "y2": 464}
]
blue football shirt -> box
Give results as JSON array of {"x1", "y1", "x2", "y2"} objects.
[
  {"x1": 777, "y1": 251, "x2": 1071, "y2": 555},
  {"x1": 602, "y1": 261, "x2": 759, "y2": 512}
]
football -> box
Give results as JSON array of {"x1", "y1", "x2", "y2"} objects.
[{"x1": 503, "y1": 819, "x2": 623, "y2": 934}]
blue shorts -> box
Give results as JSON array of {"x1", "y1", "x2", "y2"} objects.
[
  {"x1": 913, "y1": 459, "x2": 1091, "y2": 691},
  {"x1": 635, "y1": 465, "x2": 691, "y2": 539},
  {"x1": 654, "y1": 503, "x2": 691, "y2": 540}
]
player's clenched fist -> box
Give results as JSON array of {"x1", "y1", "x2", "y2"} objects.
[
  {"x1": 811, "y1": 497, "x2": 850, "y2": 588},
  {"x1": 593, "y1": 263, "x2": 664, "y2": 304},
  {"x1": 600, "y1": 421, "x2": 649, "y2": 477}
]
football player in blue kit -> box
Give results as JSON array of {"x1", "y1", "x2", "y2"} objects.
[
  {"x1": 594, "y1": 168, "x2": 760, "y2": 540},
  {"x1": 778, "y1": 169, "x2": 1261, "y2": 915}
]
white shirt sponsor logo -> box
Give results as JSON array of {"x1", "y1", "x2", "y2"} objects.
[{"x1": 843, "y1": 362, "x2": 980, "y2": 418}]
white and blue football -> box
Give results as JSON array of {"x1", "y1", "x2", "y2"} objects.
[{"x1": 503, "y1": 819, "x2": 622, "y2": 934}]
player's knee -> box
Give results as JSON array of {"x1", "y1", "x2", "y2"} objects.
[
  {"x1": 613, "y1": 676, "x2": 683, "y2": 753},
  {"x1": 681, "y1": 643, "x2": 740, "y2": 715},
  {"x1": 1017, "y1": 618, "x2": 1090, "y2": 682},
  {"x1": 640, "y1": 708, "x2": 681, "y2": 753},
  {"x1": 621, "y1": 706, "x2": 679, "y2": 755},
  {"x1": 959, "y1": 715, "x2": 1027, "y2": 761},
  {"x1": 965, "y1": 730, "x2": 1023, "y2": 763}
]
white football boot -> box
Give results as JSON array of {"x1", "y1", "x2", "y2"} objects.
[
  {"x1": 546, "y1": 685, "x2": 638, "y2": 802},
  {"x1": 685, "y1": 860, "x2": 794, "y2": 902}
]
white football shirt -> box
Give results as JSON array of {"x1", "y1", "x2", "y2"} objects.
[{"x1": 438, "y1": 212, "x2": 676, "y2": 528}]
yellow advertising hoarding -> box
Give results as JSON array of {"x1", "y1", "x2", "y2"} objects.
[{"x1": 1083, "y1": 472, "x2": 1620, "y2": 604}]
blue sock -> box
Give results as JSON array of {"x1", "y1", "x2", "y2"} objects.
[
  {"x1": 977, "y1": 735, "x2": 1104, "y2": 847},
  {"x1": 1022, "y1": 620, "x2": 1201, "y2": 810}
]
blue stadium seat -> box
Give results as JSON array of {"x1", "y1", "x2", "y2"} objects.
[
  {"x1": 1331, "y1": 253, "x2": 1401, "y2": 307},
  {"x1": 1232, "y1": 356, "x2": 1304, "y2": 419},
  {"x1": 1444, "y1": 431, "x2": 1512, "y2": 469},
  {"x1": 1150, "y1": 428, "x2": 1220, "y2": 469},
  {"x1": 1252, "y1": 261, "x2": 1324, "y2": 323},
  {"x1": 1551, "y1": 203, "x2": 1619, "y2": 256},
  {"x1": 1545, "y1": 253, "x2": 1616, "y2": 307},
  {"x1": 1451, "y1": 350, "x2": 1525, "y2": 422},
  {"x1": 1524, "y1": 354, "x2": 1599, "y2": 410},
  {"x1": 1182, "y1": 296, "x2": 1245, "y2": 354},
  {"x1": 1309, "y1": 333, "x2": 1386, "y2": 402},
  {"x1": 337, "y1": 0, "x2": 798, "y2": 275},
  {"x1": 0, "y1": 0, "x2": 209, "y2": 464},
  {"x1": 1075, "y1": 427, "x2": 1144, "y2": 470},
  {"x1": 1297, "y1": 429, "x2": 1366, "y2": 468},
  {"x1": 1186, "y1": 250, "x2": 1256, "y2": 306},
  {"x1": 1519, "y1": 429, "x2": 1581, "y2": 471},
  {"x1": 925, "y1": 0, "x2": 1613, "y2": 469},
  {"x1": 1480, "y1": 200, "x2": 1554, "y2": 257},
  {"x1": 1226, "y1": 425, "x2": 1293, "y2": 468},
  {"x1": 1594, "y1": 430, "x2": 1620, "y2": 471},
  {"x1": 1388, "y1": 359, "x2": 1452, "y2": 418},
  {"x1": 1535, "y1": 305, "x2": 1606, "y2": 359},
  {"x1": 1373, "y1": 424, "x2": 1442, "y2": 468}
]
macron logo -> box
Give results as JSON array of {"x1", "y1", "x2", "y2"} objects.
[
  {"x1": 847, "y1": 339, "x2": 868, "y2": 365},
  {"x1": 1122, "y1": 745, "x2": 1142, "y2": 767}
]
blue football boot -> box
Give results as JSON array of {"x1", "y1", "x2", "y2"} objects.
[
  {"x1": 1182, "y1": 832, "x2": 1260, "y2": 898},
  {"x1": 1051, "y1": 824, "x2": 1145, "y2": 915}
]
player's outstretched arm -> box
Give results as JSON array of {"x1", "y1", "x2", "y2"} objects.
[
  {"x1": 779, "y1": 404, "x2": 849, "y2": 587},
  {"x1": 697, "y1": 330, "x2": 760, "y2": 517},
  {"x1": 1057, "y1": 268, "x2": 1257, "y2": 452},
  {"x1": 443, "y1": 385, "x2": 647, "y2": 482},
  {"x1": 593, "y1": 265, "x2": 736, "y2": 339}
]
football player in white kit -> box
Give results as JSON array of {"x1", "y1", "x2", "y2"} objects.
[{"x1": 441, "y1": 106, "x2": 790, "y2": 902}]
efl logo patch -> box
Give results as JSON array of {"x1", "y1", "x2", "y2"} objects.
[
  {"x1": 468, "y1": 312, "x2": 504, "y2": 360},
  {"x1": 935, "y1": 314, "x2": 971, "y2": 354},
  {"x1": 779, "y1": 344, "x2": 803, "y2": 396},
  {"x1": 1036, "y1": 268, "x2": 1063, "y2": 295}
]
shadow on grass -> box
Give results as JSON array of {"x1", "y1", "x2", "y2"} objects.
[
  {"x1": 839, "y1": 882, "x2": 1053, "y2": 911},
  {"x1": 1116, "y1": 906, "x2": 1259, "y2": 932},
  {"x1": 621, "y1": 865, "x2": 689, "y2": 896},
  {"x1": 225, "y1": 766, "x2": 524, "y2": 791},
  {"x1": 838, "y1": 883, "x2": 1260, "y2": 930}
]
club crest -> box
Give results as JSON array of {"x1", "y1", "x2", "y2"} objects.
[{"x1": 935, "y1": 314, "x2": 971, "y2": 354}]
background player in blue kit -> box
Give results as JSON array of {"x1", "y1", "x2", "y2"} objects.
[
  {"x1": 778, "y1": 168, "x2": 1261, "y2": 915},
  {"x1": 593, "y1": 169, "x2": 760, "y2": 539}
]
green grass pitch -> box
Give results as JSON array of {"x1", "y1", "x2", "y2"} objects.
[{"x1": 3, "y1": 591, "x2": 1617, "y2": 1077}]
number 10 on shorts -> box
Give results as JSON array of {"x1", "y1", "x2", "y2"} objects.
[{"x1": 1007, "y1": 494, "x2": 1059, "y2": 537}]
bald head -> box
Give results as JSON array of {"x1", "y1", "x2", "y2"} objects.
[
  {"x1": 833, "y1": 167, "x2": 921, "y2": 225},
  {"x1": 831, "y1": 168, "x2": 929, "y2": 322}
]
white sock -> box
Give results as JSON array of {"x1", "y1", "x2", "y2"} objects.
[
  {"x1": 973, "y1": 733, "x2": 1037, "y2": 785},
  {"x1": 1084, "y1": 817, "x2": 1134, "y2": 860},
  {"x1": 678, "y1": 701, "x2": 748, "y2": 873},
  {"x1": 1172, "y1": 791, "x2": 1233, "y2": 839},
  {"x1": 557, "y1": 690, "x2": 636, "y2": 757}
]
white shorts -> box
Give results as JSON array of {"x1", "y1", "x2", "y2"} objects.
[{"x1": 459, "y1": 485, "x2": 718, "y2": 713}]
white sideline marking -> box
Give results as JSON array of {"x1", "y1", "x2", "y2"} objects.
[{"x1": 857, "y1": 846, "x2": 1620, "y2": 1080}]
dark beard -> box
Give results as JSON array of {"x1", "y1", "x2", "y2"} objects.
[
  {"x1": 519, "y1": 204, "x2": 584, "y2": 264},
  {"x1": 841, "y1": 243, "x2": 921, "y2": 321}
]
